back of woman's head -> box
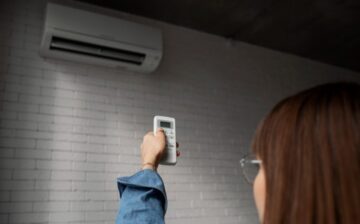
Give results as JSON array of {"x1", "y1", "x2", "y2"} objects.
[{"x1": 252, "y1": 82, "x2": 360, "y2": 224}]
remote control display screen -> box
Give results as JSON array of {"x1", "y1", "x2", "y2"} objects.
[{"x1": 160, "y1": 121, "x2": 171, "y2": 128}]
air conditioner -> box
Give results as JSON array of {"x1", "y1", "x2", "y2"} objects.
[{"x1": 40, "y1": 3, "x2": 163, "y2": 73}]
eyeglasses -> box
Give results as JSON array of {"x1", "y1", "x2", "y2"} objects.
[{"x1": 239, "y1": 154, "x2": 262, "y2": 185}]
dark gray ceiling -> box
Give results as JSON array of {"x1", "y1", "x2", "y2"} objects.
[{"x1": 76, "y1": 0, "x2": 360, "y2": 72}]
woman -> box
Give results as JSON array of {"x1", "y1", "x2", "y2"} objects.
[{"x1": 116, "y1": 82, "x2": 360, "y2": 224}]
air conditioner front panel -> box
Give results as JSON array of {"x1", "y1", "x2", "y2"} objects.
[
  {"x1": 46, "y1": 3, "x2": 162, "y2": 51},
  {"x1": 40, "y1": 28, "x2": 162, "y2": 72},
  {"x1": 40, "y1": 3, "x2": 163, "y2": 73}
]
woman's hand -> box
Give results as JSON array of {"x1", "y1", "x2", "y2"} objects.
[
  {"x1": 140, "y1": 128, "x2": 180, "y2": 170},
  {"x1": 141, "y1": 128, "x2": 166, "y2": 170}
]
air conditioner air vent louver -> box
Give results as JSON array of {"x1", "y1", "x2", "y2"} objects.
[{"x1": 50, "y1": 36, "x2": 145, "y2": 65}]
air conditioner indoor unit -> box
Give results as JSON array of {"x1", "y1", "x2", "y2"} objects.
[{"x1": 40, "y1": 3, "x2": 163, "y2": 73}]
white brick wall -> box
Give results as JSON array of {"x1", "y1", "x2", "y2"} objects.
[{"x1": 0, "y1": 0, "x2": 359, "y2": 223}]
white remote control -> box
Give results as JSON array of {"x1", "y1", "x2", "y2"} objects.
[{"x1": 153, "y1": 116, "x2": 176, "y2": 165}]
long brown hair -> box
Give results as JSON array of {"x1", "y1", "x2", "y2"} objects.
[{"x1": 252, "y1": 82, "x2": 360, "y2": 224}]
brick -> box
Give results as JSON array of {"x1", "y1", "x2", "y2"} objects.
[
  {"x1": 54, "y1": 132, "x2": 88, "y2": 143},
  {"x1": 85, "y1": 191, "x2": 117, "y2": 201},
  {"x1": 202, "y1": 207, "x2": 226, "y2": 217},
  {"x1": 72, "y1": 161, "x2": 105, "y2": 172},
  {"x1": 166, "y1": 183, "x2": 194, "y2": 192},
  {"x1": 35, "y1": 181, "x2": 72, "y2": 191},
  {"x1": 36, "y1": 160, "x2": 72, "y2": 170},
  {"x1": 71, "y1": 142, "x2": 104, "y2": 153},
  {"x1": 51, "y1": 171, "x2": 85, "y2": 181},
  {"x1": 37, "y1": 140, "x2": 72, "y2": 151},
  {"x1": 0, "y1": 111, "x2": 17, "y2": 120},
  {"x1": 22, "y1": 58, "x2": 54, "y2": 70},
  {"x1": 0, "y1": 202, "x2": 32, "y2": 213},
  {"x1": 105, "y1": 143, "x2": 138, "y2": 154},
  {"x1": 0, "y1": 148, "x2": 14, "y2": 157},
  {"x1": 17, "y1": 112, "x2": 54, "y2": 123},
  {"x1": 72, "y1": 181, "x2": 105, "y2": 191},
  {"x1": 0, "y1": 158, "x2": 35, "y2": 169},
  {"x1": 52, "y1": 97, "x2": 84, "y2": 109},
  {"x1": 87, "y1": 135, "x2": 119, "y2": 145},
  {"x1": 192, "y1": 199, "x2": 223, "y2": 208},
  {"x1": 15, "y1": 130, "x2": 54, "y2": 139},
  {"x1": 56, "y1": 62, "x2": 86, "y2": 75},
  {"x1": 43, "y1": 70, "x2": 76, "y2": 82},
  {"x1": 19, "y1": 94, "x2": 54, "y2": 105},
  {"x1": 0, "y1": 138, "x2": 36, "y2": 148},
  {"x1": 49, "y1": 191, "x2": 85, "y2": 201},
  {"x1": 1, "y1": 101, "x2": 39, "y2": 113},
  {"x1": 0, "y1": 170, "x2": 12, "y2": 179},
  {"x1": 52, "y1": 151, "x2": 86, "y2": 161},
  {"x1": 71, "y1": 201, "x2": 104, "y2": 211},
  {"x1": 0, "y1": 191, "x2": 10, "y2": 202},
  {"x1": 104, "y1": 163, "x2": 138, "y2": 173},
  {"x1": 10, "y1": 47, "x2": 38, "y2": 59},
  {"x1": 49, "y1": 211, "x2": 84, "y2": 222},
  {"x1": 15, "y1": 149, "x2": 51, "y2": 159},
  {"x1": 168, "y1": 199, "x2": 191, "y2": 209},
  {"x1": 41, "y1": 87, "x2": 75, "y2": 98},
  {"x1": 86, "y1": 153, "x2": 118, "y2": 163},
  {"x1": 9, "y1": 213, "x2": 49, "y2": 223},
  {"x1": 74, "y1": 108, "x2": 105, "y2": 120},
  {"x1": 2, "y1": 92, "x2": 18, "y2": 102},
  {"x1": 72, "y1": 125, "x2": 104, "y2": 135},
  {"x1": 39, "y1": 104, "x2": 74, "y2": 116},
  {"x1": 0, "y1": 119, "x2": 37, "y2": 130},
  {"x1": 175, "y1": 191, "x2": 201, "y2": 201},
  {"x1": 37, "y1": 122, "x2": 72, "y2": 132},
  {"x1": 13, "y1": 170, "x2": 51, "y2": 180},
  {"x1": 86, "y1": 172, "x2": 119, "y2": 182},
  {"x1": 33, "y1": 201, "x2": 69, "y2": 212},
  {"x1": 75, "y1": 91, "x2": 106, "y2": 103},
  {"x1": 5, "y1": 83, "x2": 40, "y2": 95},
  {"x1": 0, "y1": 180, "x2": 34, "y2": 190},
  {"x1": 176, "y1": 208, "x2": 202, "y2": 218},
  {"x1": 11, "y1": 191, "x2": 49, "y2": 201}
]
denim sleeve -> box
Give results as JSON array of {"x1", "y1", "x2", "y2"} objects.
[{"x1": 116, "y1": 169, "x2": 167, "y2": 224}]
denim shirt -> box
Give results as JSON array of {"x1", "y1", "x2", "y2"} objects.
[{"x1": 116, "y1": 169, "x2": 167, "y2": 224}]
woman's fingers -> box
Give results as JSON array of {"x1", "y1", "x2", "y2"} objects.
[
  {"x1": 156, "y1": 128, "x2": 164, "y2": 135},
  {"x1": 176, "y1": 142, "x2": 180, "y2": 157}
]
